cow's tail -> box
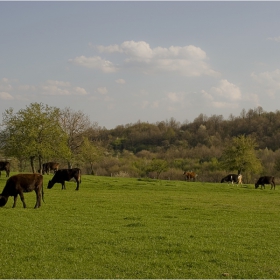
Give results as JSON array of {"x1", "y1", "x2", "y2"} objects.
[{"x1": 79, "y1": 169, "x2": 82, "y2": 184}]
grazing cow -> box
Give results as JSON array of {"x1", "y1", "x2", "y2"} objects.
[
  {"x1": 221, "y1": 174, "x2": 242, "y2": 185},
  {"x1": 39, "y1": 162, "x2": 59, "y2": 175},
  {"x1": 47, "y1": 168, "x2": 81, "y2": 190},
  {"x1": 255, "y1": 176, "x2": 275, "y2": 190},
  {"x1": 183, "y1": 171, "x2": 197, "y2": 181},
  {"x1": 0, "y1": 173, "x2": 44, "y2": 208},
  {"x1": 0, "y1": 161, "x2": 10, "y2": 178}
]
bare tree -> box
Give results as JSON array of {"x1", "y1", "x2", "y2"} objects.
[{"x1": 59, "y1": 107, "x2": 93, "y2": 168}]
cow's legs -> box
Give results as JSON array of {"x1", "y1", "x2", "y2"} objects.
[
  {"x1": 18, "y1": 192, "x2": 27, "y2": 208},
  {"x1": 12, "y1": 195, "x2": 18, "y2": 208},
  {"x1": 75, "y1": 179, "x2": 79, "y2": 190},
  {"x1": 34, "y1": 190, "x2": 41, "y2": 208},
  {"x1": 61, "y1": 181, "x2": 66, "y2": 190}
]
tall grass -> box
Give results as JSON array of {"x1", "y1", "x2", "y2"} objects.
[{"x1": 0, "y1": 173, "x2": 280, "y2": 278}]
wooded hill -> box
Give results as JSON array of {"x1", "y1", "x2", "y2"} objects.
[
  {"x1": 89, "y1": 106, "x2": 280, "y2": 182},
  {"x1": 1, "y1": 104, "x2": 280, "y2": 183}
]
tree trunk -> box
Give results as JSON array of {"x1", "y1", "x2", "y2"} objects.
[
  {"x1": 38, "y1": 155, "x2": 43, "y2": 174},
  {"x1": 30, "y1": 156, "x2": 35, "y2": 173},
  {"x1": 90, "y1": 161, "x2": 94, "y2": 175}
]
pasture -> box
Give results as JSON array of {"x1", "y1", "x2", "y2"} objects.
[{"x1": 0, "y1": 174, "x2": 280, "y2": 279}]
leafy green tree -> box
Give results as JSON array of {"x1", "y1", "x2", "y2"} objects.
[
  {"x1": 146, "y1": 159, "x2": 168, "y2": 179},
  {"x1": 220, "y1": 134, "x2": 262, "y2": 174},
  {"x1": 0, "y1": 103, "x2": 70, "y2": 172},
  {"x1": 274, "y1": 156, "x2": 280, "y2": 173},
  {"x1": 133, "y1": 158, "x2": 150, "y2": 178},
  {"x1": 80, "y1": 137, "x2": 105, "y2": 175}
]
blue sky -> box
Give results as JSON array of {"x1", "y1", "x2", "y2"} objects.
[{"x1": 1, "y1": 1, "x2": 280, "y2": 129}]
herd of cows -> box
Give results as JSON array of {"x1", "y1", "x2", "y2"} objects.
[
  {"x1": 0, "y1": 161, "x2": 277, "y2": 209},
  {"x1": 184, "y1": 170, "x2": 276, "y2": 190},
  {"x1": 0, "y1": 161, "x2": 81, "y2": 209}
]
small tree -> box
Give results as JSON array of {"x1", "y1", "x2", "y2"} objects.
[
  {"x1": 146, "y1": 159, "x2": 168, "y2": 179},
  {"x1": 220, "y1": 135, "x2": 262, "y2": 175},
  {"x1": 80, "y1": 137, "x2": 104, "y2": 175}
]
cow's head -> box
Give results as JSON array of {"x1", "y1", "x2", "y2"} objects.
[
  {"x1": 0, "y1": 195, "x2": 8, "y2": 207},
  {"x1": 255, "y1": 183, "x2": 259, "y2": 189},
  {"x1": 47, "y1": 180, "x2": 54, "y2": 189}
]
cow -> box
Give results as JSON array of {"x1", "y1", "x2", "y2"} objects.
[
  {"x1": 47, "y1": 168, "x2": 81, "y2": 190},
  {"x1": 0, "y1": 161, "x2": 10, "y2": 178},
  {"x1": 183, "y1": 171, "x2": 197, "y2": 181},
  {"x1": 0, "y1": 173, "x2": 44, "y2": 208},
  {"x1": 39, "y1": 162, "x2": 59, "y2": 175},
  {"x1": 221, "y1": 174, "x2": 243, "y2": 185},
  {"x1": 255, "y1": 176, "x2": 275, "y2": 190}
]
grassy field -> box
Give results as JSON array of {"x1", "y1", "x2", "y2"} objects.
[{"x1": 0, "y1": 173, "x2": 280, "y2": 279}]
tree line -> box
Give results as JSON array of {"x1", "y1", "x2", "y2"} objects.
[{"x1": 1, "y1": 103, "x2": 280, "y2": 183}]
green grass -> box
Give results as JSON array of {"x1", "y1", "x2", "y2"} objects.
[{"x1": 0, "y1": 173, "x2": 280, "y2": 278}]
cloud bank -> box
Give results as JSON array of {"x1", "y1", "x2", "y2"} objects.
[{"x1": 72, "y1": 40, "x2": 220, "y2": 77}]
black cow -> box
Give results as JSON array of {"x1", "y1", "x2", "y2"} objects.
[
  {"x1": 221, "y1": 174, "x2": 242, "y2": 185},
  {"x1": 39, "y1": 162, "x2": 59, "y2": 175},
  {"x1": 255, "y1": 176, "x2": 275, "y2": 190},
  {"x1": 47, "y1": 168, "x2": 81, "y2": 190},
  {"x1": 0, "y1": 173, "x2": 44, "y2": 208},
  {"x1": 0, "y1": 161, "x2": 10, "y2": 178}
]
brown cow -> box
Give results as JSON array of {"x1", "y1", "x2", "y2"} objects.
[
  {"x1": 183, "y1": 171, "x2": 197, "y2": 181},
  {"x1": 0, "y1": 161, "x2": 10, "y2": 178},
  {"x1": 0, "y1": 173, "x2": 44, "y2": 208},
  {"x1": 39, "y1": 162, "x2": 59, "y2": 175},
  {"x1": 47, "y1": 168, "x2": 81, "y2": 190}
]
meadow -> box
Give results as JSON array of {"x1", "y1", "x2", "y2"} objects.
[{"x1": 0, "y1": 173, "x2": 280, "y2": 279}]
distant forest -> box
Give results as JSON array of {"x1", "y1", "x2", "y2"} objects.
[
  {"x1": 1, "y1": 104, "x2": 280, "y2": 183},
  {"x1": 88, "y1": 106, "x2": 280, "y2": 182}
]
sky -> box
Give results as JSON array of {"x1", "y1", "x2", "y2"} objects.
[{"x1": 0, "y1": 1, "x2": 280, "y2": 129}]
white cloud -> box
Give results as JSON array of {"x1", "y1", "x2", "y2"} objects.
[
  {"x1": 211, "y1": 79, "x2": 242, "y2": 101},
  {"x1": 121, "y1": 41, "x2": 153, "y2": 60},
  {"x1": 41, "y1": 80, "x2": 88, "y2": 96},
  {"x1": 69, "y1": 56, "x2": 118, "y2": 73},
  {"x1": 42, "y1": 85, "x2": 70, "y2": 95},
  {"x1": 267, "y1": 36, "x2": 280, "y2": 42},
  {"x1": 201, "y1": 79, "x2": 242, "y2": 108},
  {"x1": 75, "y1": 87, "x2": 87, "y2": 95},
  {"x1": 97, "y1": 87, "x2": 108, "y2": 95},
  {"x1": 0, "y1": 78, "x2": 13, "y2": 91},
  {"x1": 167, "y1": 92, "x2": 185, "y2": 103},
  {"x1": 18, "y1": 85, "x2": 36, "y2": 92},
  {"x1": 115, "y1": 79, "x2": 126, "y2": 84},
  {"x1": 201, "y1": 89, "x2": 213, "y2": 101},
  {"x1": 251, "y1": 69, "x2": 280, "y2": 97},
  {"x1": 0, "y1": 92, "x2": 14, "y2": 100},
  {"x1": 96, "y1": 44, "x2": 122, "y2": 53},
  {"x1": 87, "y1": 40, "x2": 219, "y2": 77}
]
